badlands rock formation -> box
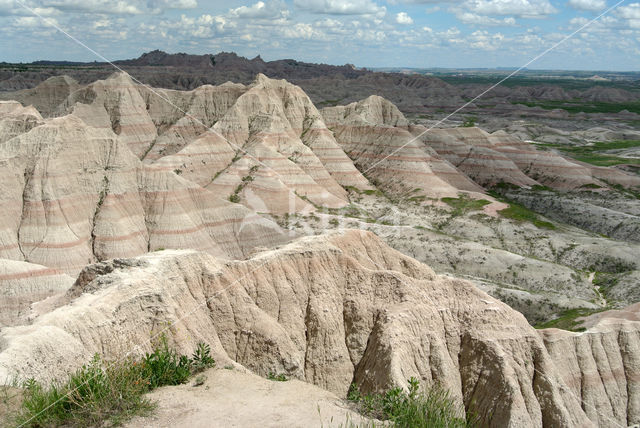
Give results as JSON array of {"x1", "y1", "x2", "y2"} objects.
[
  {"x1": 323, "y1": 96, "x2": 640, "y2": 192},
  {"x1": 0, "y1": 230, "x2": 638, "y2": 427},
  {"x1": 2, "y1": 71, "x2": 640, "y2": 427},
  {"x1": 322, "y1": 96, "x2": 484, "y2": 199},
  {"x1": 0, "y1": 92, "x2": 289, "y2": 275},
  {"x1": 0, "y1": 258, "x2": 73, "y2": 327}
]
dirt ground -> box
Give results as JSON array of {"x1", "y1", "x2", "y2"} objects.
[{"x1": 126, "y1": 368, "x2": 374, "y2": 428}]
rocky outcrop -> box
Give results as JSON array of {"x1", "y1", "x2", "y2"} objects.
[
  {"x1": 0, "y1": 101, "x2": 44, "y2": 143},
  {"x1": 322, "y1": 96, "x2": 484, "y2": 199},
  {"x1": 0, "y1": 258, "x2": 73, "y2": 327},
  {"x1": 541, "y1": 317, "x2": 640, "y2": 427},
  {"x1": 1, "y1": 230, "x2": 638, "y2": 427},
  {"x1": 0, "y1": 76, "x2": 79, "y2": 117},
  {"x1": 420, "y1": 127, "x2": 612, "y2": 190},
  {"x1": 418, "y1": 127, "x2": 538, "y2": 188}
]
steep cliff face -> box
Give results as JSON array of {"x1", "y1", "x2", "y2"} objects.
[
  {"x1": 540, "y1": 317, "x2": 640, "y2": 427},
  {"x1": 1, "y1": 230, "x2": 638, "y2": 427}
]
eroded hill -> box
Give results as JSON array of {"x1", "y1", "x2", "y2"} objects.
[{"x1": 1, "y1": 72, "x2": 640, "y2": 427}]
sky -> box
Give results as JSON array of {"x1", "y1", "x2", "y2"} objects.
[{"x1": 0, "y1": 0, "x2": 639, "y2": 70}]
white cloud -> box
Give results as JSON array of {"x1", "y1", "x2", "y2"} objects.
[
  {"x1": 0, "y1": 0, "x2": 197, "y2": 16},
  {"x1": 456, "y1": 12, "x2": 517, "y2": 25},
  {"x1": 314, "y1": 17, "x2": 343, "y2": 28},
  {"x1": 396, "y1": 11, "x2": 413, "y2": 24},
  {"x1": 567, "y1": 0, "x2": 606, "y2": 11},
  {"x1": 467, "y1": 29, "x2": 505, "y2": 50},
  {"x1": 41, "y1": 0, "x2": 145, "y2": 14},
  {"x1": 229, "y1": 1, "x2": 287, "y2": 19},
  {"x1": 293, "y1": 0, "x2": 386, "y2": 16},
  {"x1": 619, "y1": 3, "x2": 640, "y2": 19},
  {"x1": 282, "y1": 22, "x2": 319, "y2": 39},
  {"x1": 148, "y1": 0, "x2": 197, "y2": 10},
  {"x1": 461, "y1": 0, "x2": 557, "y2": 18},
  {"x1": 618, "y1": 3, "x2": 640, "y2": 28}
]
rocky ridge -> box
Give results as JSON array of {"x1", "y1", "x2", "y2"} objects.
[
  {"x1": 0, "y1": 230, "x2": 638, "y2": 427},
  {"x1": 1, "y1": 72, "x2": 640, "y2": 427}
]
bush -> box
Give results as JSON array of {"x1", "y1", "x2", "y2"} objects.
[
  {"x1": 461, "y1": 117, "x2": 477, "y2": 128},
  {"x1": 348, "y1": 378, "x2": 474, "y2": 428},
  {"x1": 13, "y1": 338, "x2": 215, "y2": 427},
  {"x1": 15, "y1": 355, "x2": 153, "y2": 428},
  {"x1": 266, "y1": 372, "x2": 288, "y2": 382}
]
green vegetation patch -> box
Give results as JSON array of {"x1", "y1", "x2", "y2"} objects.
[
  {"x1": 498, "y1": 203, "x2": 556, "y2": 230},
  {"x1": 512, "y1": 100, "x2": 640, "y2": 115},
  {"x1": 536, "y1": 140, "x2": 640, "y2": 167},
  {"x1": 13, "y1": 338, "x2": 215, "y2": 427},
  {"x1": 266, "y1": 372, "x2": 288, "y2": 382},
  {"x1": 441, "y1": 196, "x2": 491, "y2": 215},
  {"x1": 461, "y1": 117, "x2": 477, "y2": 128},
  {"x1": 347, "y1": 377, "x2": 475, "y2": 428},
  {"x1": 535, "y1": 307, "x2": 605, "y2": 332}
]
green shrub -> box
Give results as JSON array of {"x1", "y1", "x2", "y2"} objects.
[
  {"x1": 15, "y1": 355, "x2": 153, "y2": 427},
  {"x1": 13, "y1": 338, "x2": 215, "y2": 427},
  {"x1": 141, "y1": 339, "x2": 192, "y2": 389},
  {"x1": 266, "y1": 372, "x2": 288, "y2": 382},
  {"x1": 348, "y1": 378, "x2": 474, "y2": 428},
  {"x1": 461, "y1": 117, "x2": 477, "y2": 128}
]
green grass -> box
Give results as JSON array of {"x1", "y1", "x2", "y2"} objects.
[
  {"x1": 536, "y1": 140, "x2": 640, "y2": 167},
  {"x1": 512, "y1": 100, "x2": 640, "y2": 115},
  {"x1": 441, "y1": 196, "x2": 491, "y2": 215},
  {"x1": 347, "y1": 378, "x2": 475, "y2": 428},
  {"x1": 498, "y1": 203, "x2": 556, "y2": 230},
  {"x1": 535, "y1": 308, "x2": 605, "y2": 332},
  {"x1": 12, "y1": 338, "x2": 215, "y2": 427}
]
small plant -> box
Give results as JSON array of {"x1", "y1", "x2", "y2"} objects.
[
  {"x1": 141, "y1": 337, "x2": 192, "y2": 389},
  {"x1": 191, "y1": 343, "x2": 215, "y2": 373},
  {"x1": 229, "y1": 194, "x2": 241, "y2": 203},
  {"x1": 267, "y1": 372, "x2": 288, "y2": 382},
  {"x1": 15, "y1": 355, "x2": 153, "y2": 427},
  {"x1": 329, "y1": 218, "x2": 339, "y2": 227},
  {"x1": 13, "y1": 338, "x2": 215, "y2": 427},
  {"x1": 173, "y1": 168, "x2": 182, "y2": 175},
  {"x1": 347, "y1": 378, "x2": 474, "y2": 428},
  {"x1": 461, "y1": 117, "x2": 477, "y2": 127}
]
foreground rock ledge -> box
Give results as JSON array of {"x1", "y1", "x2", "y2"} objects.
[{"x1": 0, "y1": 230, "x2": 638, "y2": 427}]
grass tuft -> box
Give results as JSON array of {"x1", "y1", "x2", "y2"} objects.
[
  {"x1": 266, "y1": 372, "x2": 288, "y2": 382},
  {"x1": 347, "y1": 378, "x2": 475, "y2": 428},
  {"x1": 12, "y1": 337, "x2": 215, "y2": 427}
]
